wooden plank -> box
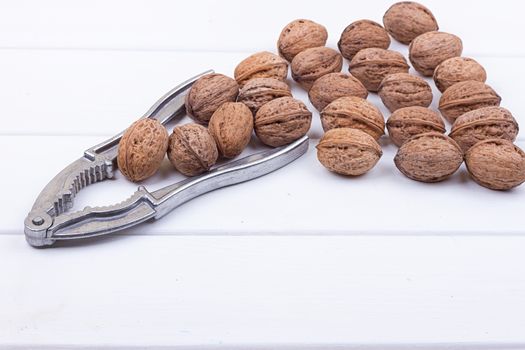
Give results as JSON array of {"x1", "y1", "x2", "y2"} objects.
[
  {"x1": 0, "y1": 0, "x2": 523, "y2": 56},
  {"x1": 1, "y1": 235, "x2": 524, "y2": 347},
  {"x1": 5, "y1": 135, "x2": 525, "y2": 237}
]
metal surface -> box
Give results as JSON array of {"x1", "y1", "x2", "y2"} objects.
[{"x1": 24, "y1": 71, "x2": 309, "y2": 247}]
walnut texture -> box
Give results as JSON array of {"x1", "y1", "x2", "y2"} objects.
[
  {"x1": 320, "y1": 96, "x2": 385, "y2": 140},
  {"x1": 237, "y1": 78, "x2": 292, "y2": 113},
  {"x1": 386, "y1": 106, "x2": 445, "y2": 147},
  {"x1": 254, "y1": 96, "x2": 312, "y2": 147},
  {"x1": 208, "y1": 102, "x2": 254, "y2": 159},
  {"x1": 291, "y1": 47, "x2": 343, "y2": 91},
  {"x1": 168, "y1": 123, "x2": 218, "y2": 176},
  {"x1": 308, "y1": 73, "x2": 368, "y2": 112},
  {"x1": 433, "y1": 57, "x2": 487, "y2": 93},
  {"x1": 449, "y1": 106, "x2": 519, "y2": 152},
  {"x1": 383, "y1": 1, "x2": 438, "y2": 44},
  {"x1": 409, "y1": 31, "x2": 463, "y2": 76},
  {"x1": 185, "y1": 73, "x2": 239, "y2": 124},
  {"x1": 438, "y1": 80, "x2": 501, "y2": 123},
  {"x1": 117, "y1": 119, "x2": 169, "y2": 182},
  {"x1": 394, "y1": 132, "x2": 463, "y2": 182},
  {"x1": 465, "y1": 139, "x2": 525, "y2": 190},
  {"x1": 349, "y1": 48, "x2": 410, "y2": 92},
  {"x1": 338, "y1": 19, "x2": 391, "y2": 60},
  {"x1": 234, "y1": 51, "x2": 289, "y2": 87},
  {"x1": 378, "y1": 72, "x2": 433, "y2": 112},
  {"x1": 278, "y1": 19, "x2": 328, "y2": 62},
  {"x1": 316, "y1": 128, "x2": 382, "y2": 176}
]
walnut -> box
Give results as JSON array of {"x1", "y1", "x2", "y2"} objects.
[
  {"x1": 394, "y1": 132, "x2": 463, "y2": 182},
  {"x1": 277, "y1": 19, "x2": 328, "y2": 62},
  {"x1": 433, "y1": 57, "x2": 487, "y2": 93},
  {"x1": 409, "y1": 31, "x2": 463, "y2": 76},
  {"x1": 449, "y1": 106, "x2": 519, "y2": 152},
  {"x1": 465, "y1": 139, "x2": 525, "y2": 190},
  {"x1": 237, "y1": 78, "x2": 292, "y2": 113},
  {"x1": 383, "y1": 1, "x2": 439, "y2": 44},
  {"x1": 185, "y1": 73, "x2": 239, "y2": 124},
  {"x1": 338, "y1": 19, "x2": 391, "y2": 60},
  {"x1": 254, "y1": 96, "x2": 312, "y2": 147},
  {"x1": 378, "y1": 72, "x2": 433, "y2": 112},
  {"x1": 167, "y1": 123, "x2": 218, "y2": 176},
  {"x1": 234, "y1": 51, "x2": 289, "y2": 87},
  {"x1": 349, "y1": 48, "x2": 409, "y2": 92},
  {"x1": 117, "y1": 119, "x2": 169, "y2": 182},
  {"x1": 386, "y1": 106, "x2": 446, "y2": 147},
  {"x1": 208, "y1": 102, "x2": 254, "y2": 158},
  {"x1": 438, "y1": 80, "x2": 501, "y2": 123},
  {"x1": 291, "y1": 47, "x2": 343, "y2": 91},
  {"x1": 320, "y1": 96, "x2": 385, "y2": 140},
  {"x1": 308, "y1": 72, "x2": 368, "y2": 111},
  {"x1": 316, "y1": 128, "x2": 382, "y2": 176}
]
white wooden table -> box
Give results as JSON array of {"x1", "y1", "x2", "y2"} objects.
[{"x1": 1, "y1": 1, "x2": 524, "y2": 348}]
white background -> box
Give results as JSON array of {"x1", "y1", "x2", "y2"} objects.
[{"x1": 1, "y1": 0, "x2": 525, "y2": 348}]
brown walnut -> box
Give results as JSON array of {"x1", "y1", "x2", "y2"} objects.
[
  {"x1": 291, "y1": 47, "x2": 343, "y2": 91},
  {"x1": 449, "y1": 106, "x2": 519, "y2": 152},
  {"x1": 316, "y1": 128, "x2": 383, "y2": 176},
  {"x1": 338, "y1": 19, "x2": 391, "y2": 60},
  {"x1": 386, "y1": 106, "x2": 446, "y2": 147},
  {"x1": 117, "y1": 118, "x2": 169, "y2": 182},
  {"x1": 254, "y1": 97, "x2": 312, "y2": 147},
  {"x1": 168, "y1": 123, "x2": 218, "y2": 176},
  {"x1": 320, "y1": 96, "x2": 385, "y2": 140},
  {"x1": 438, "y1": 80, "x2": 501, "y2": 123},
  {"x1": 185, "y1": 73, "x2": 239, "y2": 124},
  {"x1": 433, "y1": 57, "x2": 487, "y2": 93},
  {"x1": 308, "y1": 73, "x2": 368, "y2": 112},
  {"x1": 383, "y1": 1, "x2": 439, "y2": 44},
  {"x1": 278, "y1": 19, "x2": 328, "y2": 62},
  {"x1": 378, "y1": 72, "x2": 433, "y2": 112},
  {"x1": 237, "y1": 78, "x2": 292, "y2": 113},
  {"x1": 409, "y1": 31, "x2": 463, "y2": 76},
  {"x1": 208, "y1": 102, "x2": 254, "y2": 159},
  {"x1": 234, "y1": 51, "x2": 289, "y2": 87},
  {"x1": 465, "y1": 139, "x2": 525, "y2": 190},
  {"x1": 394, "y1": 132, "x2": 463, "y2": 182},
  {"x1": 349, "y1": 48, "x2": 410, "y2": 92}
]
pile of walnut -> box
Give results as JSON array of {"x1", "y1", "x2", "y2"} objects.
[{"x1": 117, "y1": 1, "x2": 525, "y2": 191}]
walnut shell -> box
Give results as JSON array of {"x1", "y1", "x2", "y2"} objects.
[
  {"x1": 208, "y1": 102, "x2": 254, "y2": 158},
  {"x1": 320, "y1": 96, "x2": 385, "y2": 140},
  {"x1": 185, "y1": 73, "x2": 239, "y2": 124},
  {"x1": 254, "y1": 96, "x2": 312, "y2": 147},
  {"x1": 316, "y1": 128, "x2": 382, "y2": 176},
  {"x1": 394, "y1": 132, "x2": 463, "y2": 182},
  {"x1": 378, "y1": 72, "x2": 433, "y2": 112},
  {"x1": 168, "y1": 123, "x2": 218, "y2": 176},
  {"x1": 237, "y1": 78, "x2": 292, "y2": 113},
  {"x1": 234, "y1": 51, "x2": 289, "y2": 87},
  {"x1": 291, "y1": 47, "x2": 343, "y2": 91},
  {"x1": 449, "y1": 106, "x2": 519, "y2": 152},
  {"x1": 465, "y1": 139, "x2": 525, "y2": 190},
  {"x1": 338, "y1": 19, "x2": 391, "y2": 60},
  {"x1": 433, "y1": 57, "x2": 487, "y2": 93},
  {"x1": 383, "y1": 1, "x2": 439, "y2": 44},
  {"x1": 349, "y1": 48, "x2": 410, "y2": 92},
  {"x1": 438, "y1": 80, "x2": 501, "y2": 124},
  {"x1": 409, "y1": 31, "x2": 463, "y2": 76},
  {"x1": 308, "y1": 73, "x2": 368, "y2": 111},
  {"x1": 387, "y1": 106, "x2": 446, "y2": 147},
  {"x1": 277, "y1": 19, "x2": 328, "y2": 62},
  {"x1": 117, "y1": 119, "x2": 169, "y2": 182}
]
